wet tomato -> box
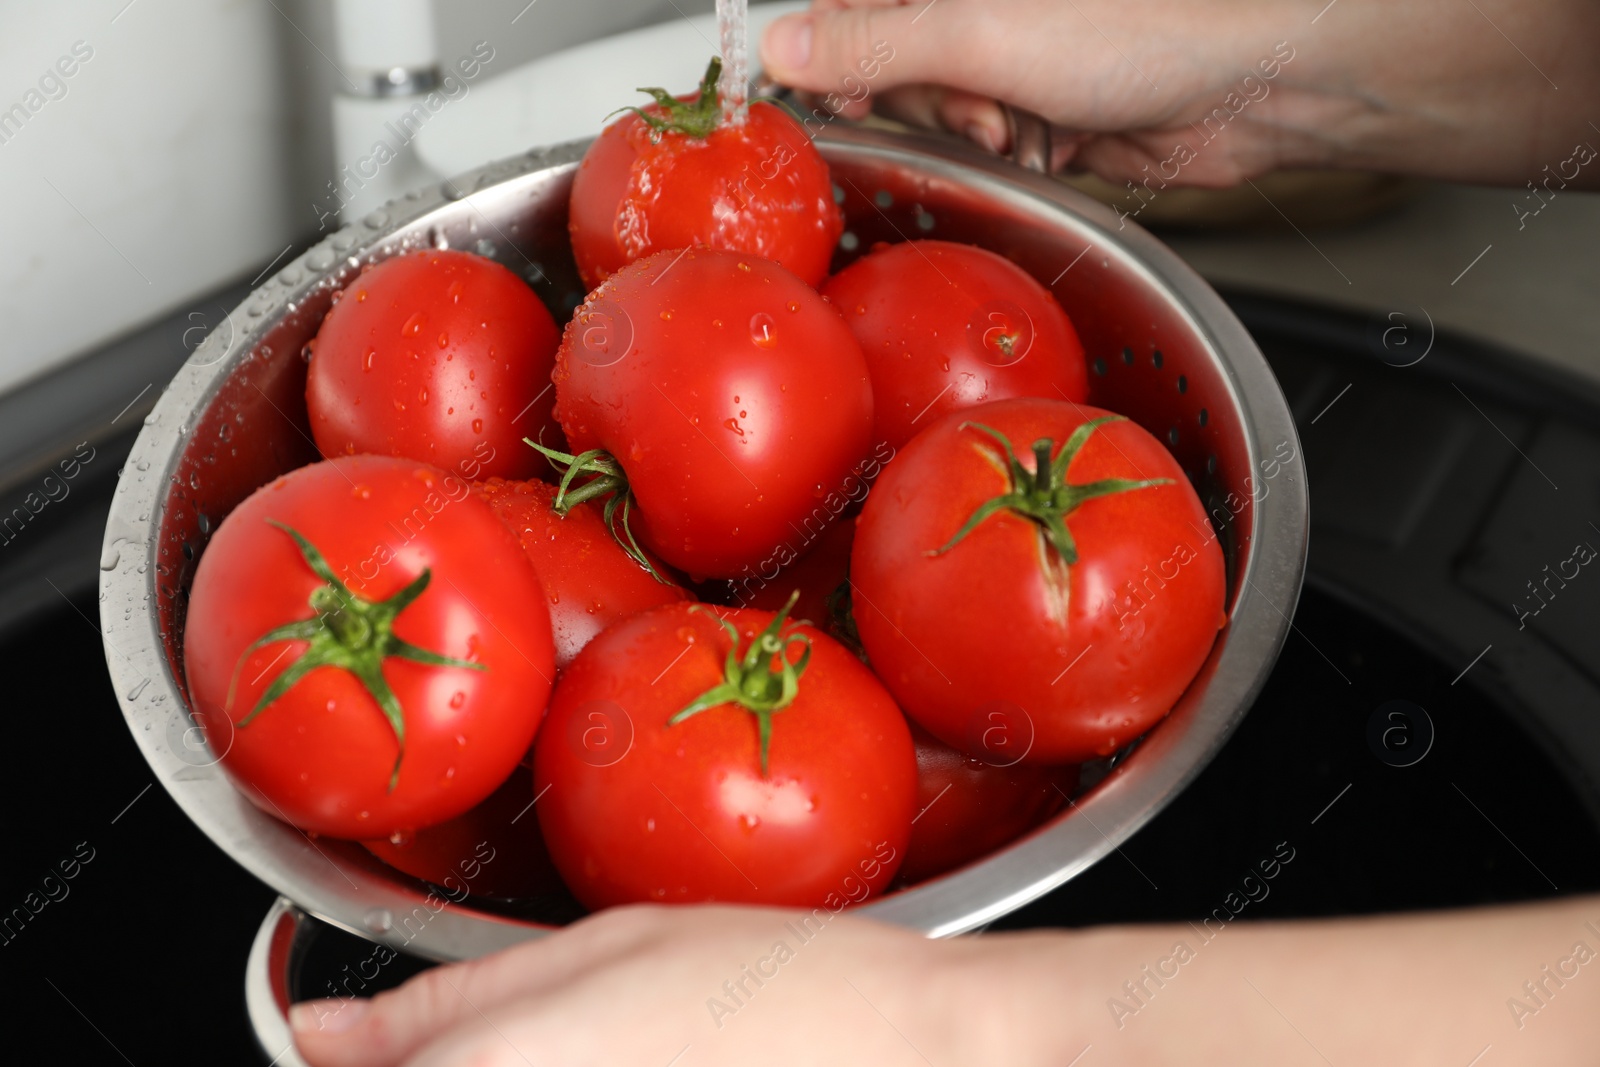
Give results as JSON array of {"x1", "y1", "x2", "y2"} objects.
[
  {"x1": 533, "y1": 597, "x2": 916, "y2": 910},
  {"x1": 473, "y1": 476, "x2": 690, "y2": 669},
  {"x1": 718, "y1": 515, "x2": 860, "y2": 653},
  {"x1": 364, "y1": 759, "x2": 571, "y2": 904},
  {"x1": 821, "y1": 240, "x2": 1089, "y2": 451},
  {"x1": 307, "y1": 250, "x2": 561, "y2": 480},
  {"x1": 548, "y1": 247, "x2": 873, "y2": 580},
  {"x1": 183, "y1": 456, "x2": 555, "y2": 839},
  {"x1": 851, "y1": 398, "x2": 1226, "y2": 764},
  {"x1": 568, "y1": 58, "x2": 842, "y2": 290},
  {"x1": 899, "y1": 723, "x2": 1077, "y2": 886}
]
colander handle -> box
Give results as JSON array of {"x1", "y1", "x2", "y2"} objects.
[
  {"x1": 1003, "y1": 105, "x2": 1052, "y2": 173},
  {"x1": 246, "y1": 896, "x2": 315, "y2": 1067}
]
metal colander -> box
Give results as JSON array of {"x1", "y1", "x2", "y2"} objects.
[{"x1": 99, "y1": 118, "x2": 1306, "y2": 1039}]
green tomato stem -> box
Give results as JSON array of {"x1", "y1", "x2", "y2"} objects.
[
  {"x1": 668, "y1": 591, "x2": 812, "y2": 777},
  {"x1": 228, "y1": 521, "x2": 484, "y2": 790},
  {"x1": 931, "y1": 417, "x2": 1174, "y2": 567}
]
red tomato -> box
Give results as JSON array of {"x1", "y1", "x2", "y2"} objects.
[
  {"x1": 719, "y1": 516, "x2": 859, "y2": 652},
  {"x1": 568, "y1": 58, "x2": 842, "y2": 290},
  {"x1": 363, "y1": 759, "x2": 570, "y2": 904},
  {"x1": 852, "y1": 399, "x2": 1226, "y2": 764},
  {"x1": 473, "y1": 476, "x2": 690, "y2": 669},
  {"x1": 533, "y1": 599, "x2": 916, "y2": 910},
  {"x1": 306, "y1": 250, "x2": 561, "y2": 480},
  {"x1": 821, "y1": 240, "x2": 1089, "y2": 451},
  {"x1": 550, "y1": 247, "x2": 873, "y2": 580},
  {"x1": 183, "y1": 456, "x2": 555, "y2": 839},
  {"x1": 899, "y1": 724, "x2": 1078, "y2": 886}
]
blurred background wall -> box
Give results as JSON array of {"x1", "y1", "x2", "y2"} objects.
[{"x1": 0, "y1": 0, "x2": 740, "y2": 398}]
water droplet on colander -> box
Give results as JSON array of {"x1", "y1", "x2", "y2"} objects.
[
  {"x1": 99, "y1": 546, "x2": 120, "y2": 571},
  {"x1": 364, "y1": 908, "x2": 394, "y2": 934},
  {"x1": 306, "y1": 249, "x2": 334, "y2": 272},
  {"x1": 278, "y1": 267, "x2": 301, "y2": 287},
  {"x1": 126, "y1": 677, "x2": 149, "y2": 701},
  {"x1": 363, "y1": 209, "x2": 389, "y2": 229},
  {"x1": 442, "y1": 182, "x2": 465, "y2": 201},
  {"x1": 475, "y1": 239, "x2": 496, "y2": 258}
]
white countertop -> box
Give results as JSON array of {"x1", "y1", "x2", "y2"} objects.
[{"x1": 1165, "y1": 184, "x2": 1600, "y2": 384}]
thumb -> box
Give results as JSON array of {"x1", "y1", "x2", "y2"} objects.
[
  {"x1": 290, "y1": 956, "x2": 505, "y2": 1067},
  {"x1": 291, "y1": 908, "x2": 664, "y2": 1067},
  {"x1": 760, "y1": 4, "x2": 973, "y2": 99}
]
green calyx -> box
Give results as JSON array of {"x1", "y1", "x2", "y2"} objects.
[
  {"x1": 608, "y1": 56, "x2": 724, "y2": 139},
  {"x1": 525, "y1": 438, "x2": 669, "y2": 585},
  {"x1": 668, "y1": 591, "x2": 812, "y2": 777},
  {"x1": 933, "y1": 417, "x2": 1173, "y2": 565},
  {"x1": 229, "y1": 522, "x2": 484, "y2": 789}
]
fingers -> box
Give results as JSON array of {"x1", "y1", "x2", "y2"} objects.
[
  {"x1": 761, "y1": 2, "x2": 975, "y2": 99},
  {"x1": 293, "y1": 907, "x2": 666, "y2": 1067},
  {"x1": 871, "y1": 85, "x2": 1010, "y2": 154},
  {"x1": 292, "y1": 949, "x2": 544, "y2": 1067}
]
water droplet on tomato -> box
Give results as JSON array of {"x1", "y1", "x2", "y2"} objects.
[
  {"x1": 659, "y1": 310, "x2": 672, "y2": 321},
  {"x1": 418, "y1": 388, "x2": 428, "y2": 403},
  {"x1": 450, "y1": 692, "x2": 466, "y2": 709},
  {"x1": 437, "y1": 331, "x2": 449, "y2": 348},
  {"x1": 645, "y1": 818, "x2": 657, "y2": 832},
  {"x1": 402, "y1": 311, "x2": 426, "y2": 337},
  {"x1": 356, "y1": 289, "x2": 367, "y2": 302},
  {"x1": 455, "y1": 733, "x2": 467, "y2": 747},
  {"x1": 471, "y1": 418, "x2": 484, "y2": 433},
  {"x1": 363, "y1": 347, "x2": 376, "y2": 371},
  {"x1": 739, "y1": 813, "x2": 760, "y2": 830},
  {"x1": 724, "y1": 417, "x2": 745, "y2": 438},
  {"x1": 388, "y1": 829, "x2": 414, "y2": 847},
  {"x1": 749, "y1": 313, "x2": 777, "y2": 349}
]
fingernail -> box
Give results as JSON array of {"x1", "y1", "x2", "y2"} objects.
[
  {"x1": 766, "y1": 15, "x2": 813, "y2": 70},
  {"x1": 290, "y1": 997, "x2": 369, "y2": 1035},
  {"x1": 964, "y1": 121, "x2": 1002, "y2": 154}
]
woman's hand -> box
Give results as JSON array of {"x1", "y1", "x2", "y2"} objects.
[
  {"x1": 289, "y1": 903, "x2": 1068, "y2": 1067},
  {"x1": 294, "y1": 895, "x2": 1600, "y2": 1065},
  {"x1": 759, "y1": 0, "x2": 1600, "y2": 188}
]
